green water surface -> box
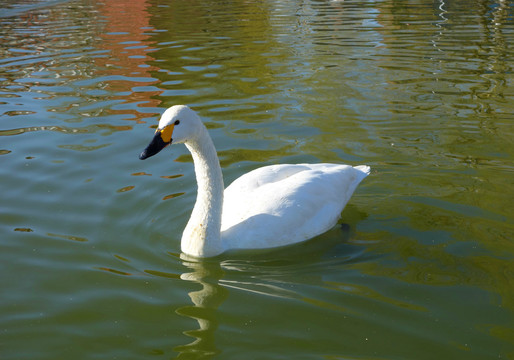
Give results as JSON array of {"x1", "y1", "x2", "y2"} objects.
[{"x1": 1, "y1": 0, "x2": 513, "y2": 359}]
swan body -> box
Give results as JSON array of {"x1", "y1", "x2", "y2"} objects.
[{"x1": 140, "y1": 105, "x2": 370, "y2": 257}]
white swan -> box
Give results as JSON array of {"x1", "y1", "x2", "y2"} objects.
[{"x1": 140, "y1": 105, "x2": 370, "y2": 257}]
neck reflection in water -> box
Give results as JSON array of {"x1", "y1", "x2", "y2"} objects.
[{"x1": 174, "y1": 255, "x2": 227, "y2": 359}]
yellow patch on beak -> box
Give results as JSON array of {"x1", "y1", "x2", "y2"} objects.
[{"x1": 158, "y1": 123, "x2": 175, "y2": 144}]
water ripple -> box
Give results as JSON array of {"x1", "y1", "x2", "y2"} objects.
[{"x1": 1, "y1": 0, "x2": 513, "y2": 359}]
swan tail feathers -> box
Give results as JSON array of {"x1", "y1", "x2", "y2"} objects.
[{"x1": 354, "y1": 165, "x2": 370, "y2": 176}]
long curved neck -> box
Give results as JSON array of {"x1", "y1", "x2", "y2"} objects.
[{"x1": 181, "y1": 125, "x2": 224, "y2": 257}]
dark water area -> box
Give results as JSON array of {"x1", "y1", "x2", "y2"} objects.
[{"x1": 1, "y1": 0, "x2": 513, "y2": 359}]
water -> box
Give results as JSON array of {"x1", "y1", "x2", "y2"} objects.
[{"x1": 1, "y1": 0, "x2": 513, "y2": 359}]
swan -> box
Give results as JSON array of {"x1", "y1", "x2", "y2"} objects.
[{"x1": 139, "y1": 105, "x2": 370, "y2": 258}]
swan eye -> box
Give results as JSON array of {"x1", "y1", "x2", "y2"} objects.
[{"x1": 174, "y1": 120, "x2": 180, "y2": 125}]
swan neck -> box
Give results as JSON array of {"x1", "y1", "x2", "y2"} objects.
[{"x1": 181, "y1": 126, "x2": 224, "y2": 257}]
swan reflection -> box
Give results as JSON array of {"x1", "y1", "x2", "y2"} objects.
[
  {"x1": 171, "y1": 232, "x2": 356, "y2": 359},
  {"x1": 173, "y1": 255, "x2": 227, "y2": 359},
  {"x1": 172, "y1": 252, "x2": 305, "y2": 359}
]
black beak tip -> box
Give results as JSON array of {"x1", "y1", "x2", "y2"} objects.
[{"x1": 139, "y1": 132, "x2": 169, "y2": 160}]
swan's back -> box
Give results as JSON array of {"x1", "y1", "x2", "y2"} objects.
[{"x1": 220, "y1": 163, "x2": 369, "y2": 251}]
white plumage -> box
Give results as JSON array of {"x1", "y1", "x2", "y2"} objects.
[{"x1": 140, "y1": 105, "x2": 370, "y2": 258}]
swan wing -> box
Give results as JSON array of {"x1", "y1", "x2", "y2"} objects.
[{"x1": 220, "y1": 164, "x2": 369, "y2": 250}]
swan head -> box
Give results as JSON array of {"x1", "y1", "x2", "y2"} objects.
[{"x1": 139, "y1": 105, "x2": 202, "y2": 160}]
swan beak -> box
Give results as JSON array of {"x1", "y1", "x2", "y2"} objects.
[{"x1": 139, "y1": 128, "x2": 172, "y2": 160}]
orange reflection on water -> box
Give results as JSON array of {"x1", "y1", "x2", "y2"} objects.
[{"x1": 94, "y1": 0, "x2": 163, "y2": 122}]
